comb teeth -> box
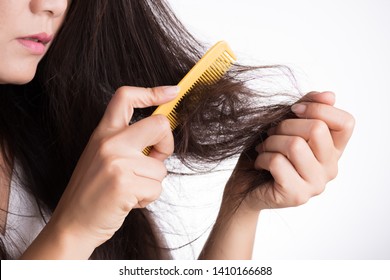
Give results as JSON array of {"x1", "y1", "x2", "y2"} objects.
[
  {"x1": 167, "y1": 53, "x2": 235, "y2": 129},
  {"x1": 143, "y1": 146, "x2": 152, "y2": 156},
  {"x1": 143, "y1": 41, "x2": 236, "y2": 156}
]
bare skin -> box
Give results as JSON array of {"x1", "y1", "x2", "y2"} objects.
[
  {"x1": 200, "y1": 91, "x2": 355, "y2": 259},
  {"x1": 20, "y1": 85, "x2": 179, "y2": 259},
  {"x1": 1, "y1": 0, "x2": 355, "y2": 260},
  {"x1": 0, "y1": 0, "x2": 69, "y2": 84}
]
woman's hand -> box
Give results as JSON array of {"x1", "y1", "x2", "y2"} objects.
[
  {"x1": 201, "y1": 91, "x2": 355, "y2": 260},
  {"x1": 22, "y1": 85, "x2": 178, "y2": 259},
  {"x1": 234, "y1": 91, "x2": 355, "y2": 212}
]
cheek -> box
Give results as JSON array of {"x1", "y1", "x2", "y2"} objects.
[{"x1": 53, "y1": 16, "x2": 67, "y2": 36}]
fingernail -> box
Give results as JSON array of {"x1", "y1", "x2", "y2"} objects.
[
  {"x1": 162, "y1": 86, "x2": 180, "y2": 96},
  {"x1": 291, "y1": 103, "x2": 306, "y2": 115}
]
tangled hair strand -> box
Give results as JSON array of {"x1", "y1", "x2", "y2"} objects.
[{"x1": 0, "y1": 0, "x2": 301, "y2": 259}]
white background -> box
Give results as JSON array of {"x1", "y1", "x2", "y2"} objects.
[{"x1": 161, "y1": 0, "x2": 390, "y2": 259}]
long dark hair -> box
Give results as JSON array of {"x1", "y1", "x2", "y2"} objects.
[{"x1": 0, "y1": 0, "x2": 299, "y2": 259}]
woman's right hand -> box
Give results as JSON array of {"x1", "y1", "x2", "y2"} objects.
[{"x1": 22, "y1": 85, "x2": 179, "y2": 259}]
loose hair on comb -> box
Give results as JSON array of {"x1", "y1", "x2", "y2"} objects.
[
  {"x1": 143, "y1": 41, "x2": 237, "y2": 155},
  {"x1": 0, "y1": 0, "x2": 300, "y2": 259}
]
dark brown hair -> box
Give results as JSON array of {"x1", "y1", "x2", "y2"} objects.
[{"x1": 0, "y1": 0, "x2": 299, "y2": 259}]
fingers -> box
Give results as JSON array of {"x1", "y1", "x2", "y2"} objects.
[
  {"x1": 266, "y1": 119, "x2": 335, "y2": 163},
  {"x1": 93, "y1": 85, "x2": 177, "y2": 161},
  {"x1": 256, "y1": 135, "x2": 323, "y2": 183},
  {"x1": 291, "y1": 101, "x2": 355, "y2": 152},
  {"x1": 54, "y1": 85, "x2": 178, "y2": 248},
  {"x1": 244, "y1": 91, "x2": 353, "y2": 210},
  {"x1": 125, "y1": 114, "x2": 174, "y2": 161},
  {"x1": 125, "y1": 177, "x2": 163, "y2": 209},
  {"x1": 255, "y1": 152, "x2": 304, "y2": 187},
  {"x1": 299, "y1": 91, "x2": 336, "y2": 106},
  {"x1": 132, "y1": 157, "x2": 168, "y2": 181},
  {"x1": 254, "y1": 151, "x2": 326, "y2": 207},
  {"x1": 99, "y1": 85, "x2": 179, "y2": 129},
  {"x1": 254, "y1": 152, "x2": 320, "y2": 204},
  {"x1": 91, "y1": 153, "x2": 167, "y2": 213}
]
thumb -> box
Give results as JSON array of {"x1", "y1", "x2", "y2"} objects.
[
  {"x1": 99, "y1": 85, "x2": 179, "y2": 130},
  {"x1": 300, "y1": 91, "x2": 336, "y2": 106}
]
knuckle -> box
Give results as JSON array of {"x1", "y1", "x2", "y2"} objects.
[
  {"x1": 268, "y1": 153, "x2": 285, "y2": 172},
  {"x1": 287, "y1": 137, "x2": 307, "y2": 155},
  {"x1": 122, "y1": 199, "x2": 135, "y2": 212},
  {"x1": 314, "y1": 184, "x2": 326, "y2": 196},
  {"x1": 327, "y1": 163, "x2": 339, "y2": 181},
  {"x1": 310, "y1": 174, "x2": 327, "y2": 196},
  {"x1": 138, "y1": 183, "x2": 163, "y2": 208},
  {"x1": 154, "y1": 114, "x2": 171, "y2": 130},
  {"x1": 114, "y1": 86, "x2": 130, "y2": 100},
  {"x1": 106, "y1": 159, "x2": 126, "y2": 180},
  {"x1": 292, "y1": 193, "x2": 310, "y2": 206},
  {"x1": 309, "y1": 120, "x2": 328, "y2": 139},
  {"x1": 96, "y1": 137, "x2": 116, "y2": 158},
  {"x1": 343, "y1": 112, "x2": 356, "y2": 132},
  {"x1": 97, "y1": 154, "x2": 126, "y2": 181}
]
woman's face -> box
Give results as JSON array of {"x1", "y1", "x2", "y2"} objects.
[{"x1": 0, "y1": 0, "x2": 70, "y2": 84}]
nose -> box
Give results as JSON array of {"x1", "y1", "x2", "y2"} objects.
[{"x1": 29, "y1": 0, "x2": 69, "y2": 18}]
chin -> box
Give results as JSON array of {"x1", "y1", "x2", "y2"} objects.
[
  {"x1": 12, "y1": 76, "x2": 35, "y2": 85},
  {"x1": 0, "y1": 68, "x2": 37, "y2": 85},
  {"x1": 0, "y1": 54, "x2": 41, "y2": 84}
]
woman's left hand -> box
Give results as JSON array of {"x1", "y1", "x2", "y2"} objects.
[
  {"x1": 237, "y1": 91, "x2": 355, "y2": 211},
  {"x1": 200, "y1": 91, "x2": 354, "y2": 259}
]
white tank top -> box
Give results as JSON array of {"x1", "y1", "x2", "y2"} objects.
[{"x1": 0, "y1": 165, "x2": 50, "y2": 259}]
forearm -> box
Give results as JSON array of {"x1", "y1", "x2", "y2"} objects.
[
  {"x1": 20, "y1": 221, "x2": 95, "y2": 260},
  {"x1": 199, "y1": 200, "x2": 260, "y2": 260}
]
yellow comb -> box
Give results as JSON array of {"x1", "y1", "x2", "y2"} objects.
[{"x1": 143, "y1": 41, "x2": 237, "y2": 155}]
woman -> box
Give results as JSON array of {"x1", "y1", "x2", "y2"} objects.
[{"x1": 0, "y1": 0, "x2": 354, "y2": 259}]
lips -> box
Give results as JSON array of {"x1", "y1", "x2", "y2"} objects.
[{"x1": 17, "y1": 32, "x2": 53, "y2": 55}]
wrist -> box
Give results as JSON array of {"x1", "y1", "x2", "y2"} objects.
[
  {"x1": 217, "y1": 194, "x2": 261, "y2": 232},
  {"x1": 220, "y1": 188, "x2": 262, "y2": 216},
  {"x1": 20, "y1": 219, "x2": 96, "y2": 260},
  {"x1": 48, "y1": 219, "x2": 98, "y2": 259},
  {"x1": 200, "y1": 192, "x2": 261, "y2": 260},
  {"x1": 235, "y1": 202, "x2": 261, "y2": 219}
]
